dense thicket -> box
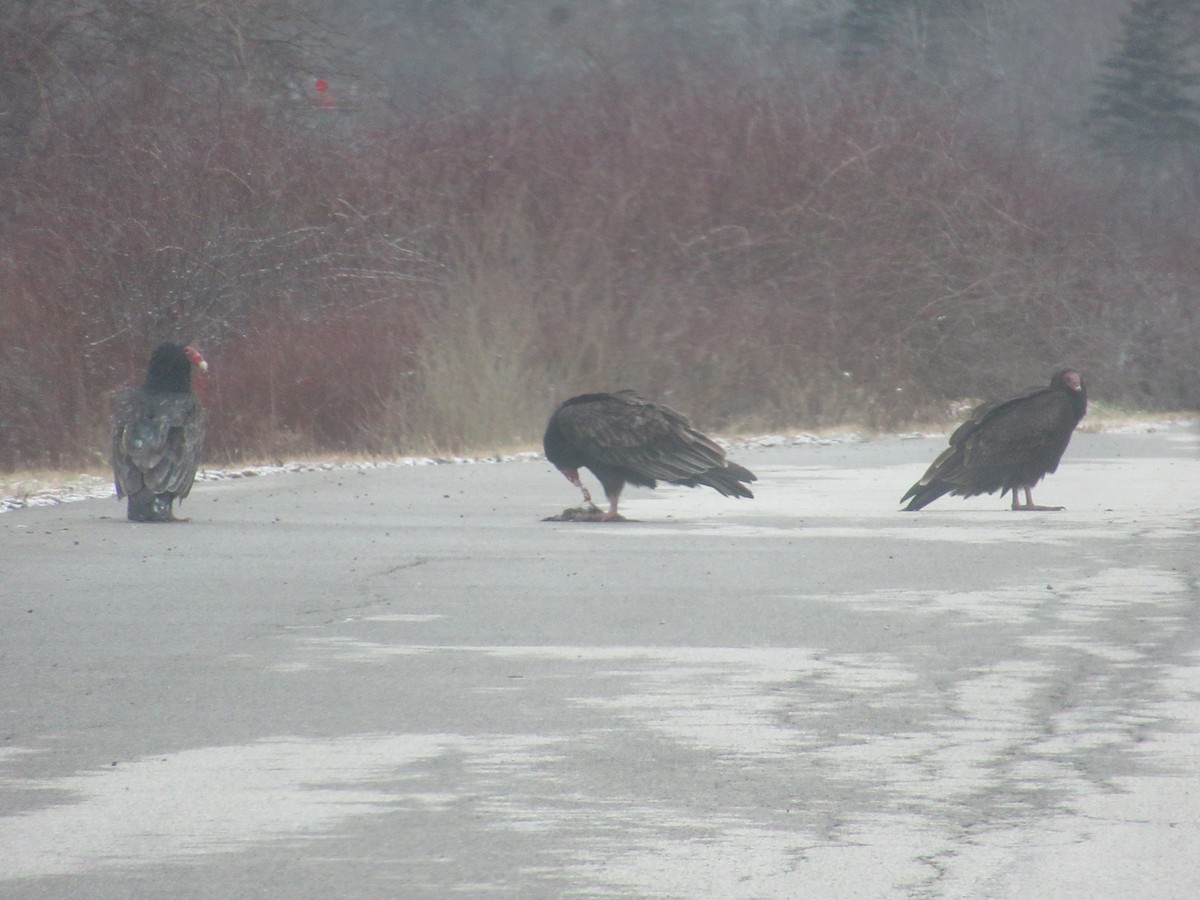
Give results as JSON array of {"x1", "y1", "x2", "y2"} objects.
[{"x1": 1, "y1": 1, "x2": 1197, "y2": 470}]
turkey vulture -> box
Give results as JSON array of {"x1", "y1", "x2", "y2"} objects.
[
  {"x1": 900, "y1": 368, "x2": 1087, "y2": 511},
  {"x1": 112, "y1": 342, "x2": 208, "y2": 522},
  {"x1": 543, "y1": 390, "x2": 756, "y2": 521}
]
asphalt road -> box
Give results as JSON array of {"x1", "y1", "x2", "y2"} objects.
[{"x1": 1, "y1": 427, "x2": 1198, "y2": 898}]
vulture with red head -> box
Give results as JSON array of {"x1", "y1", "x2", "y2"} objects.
[
  {"x1": 901, "y1": 368, "x2": 1087, "y2": 511},
  {"x1": 543, "y1": 390, "x2": 756, "y2": 521},
  {"x1": 112, "y1": 342, "x2": 208, "y2": 522}
]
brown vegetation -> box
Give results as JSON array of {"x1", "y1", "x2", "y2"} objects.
[{"x1": 1, "y1": 64, "x2": 1197, "y2": 470}]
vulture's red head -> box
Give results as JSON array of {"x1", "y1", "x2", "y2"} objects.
[
  {"x1": 1056, "y1": 368, "x2": 1082, "y2": 392},
  {"x1": 144, "y1": 342, "x2": 208, "y2": 393},
  {"x1": 183, "y1": 345, "x2": 208, "y2": 374}
]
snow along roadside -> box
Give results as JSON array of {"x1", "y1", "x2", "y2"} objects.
[
  {"x1": 3, "y1": 418, "x2": 1192, "y2": 514},
  {"x1": 1, "y1": 432, "x2": 871, "y2": 514}
]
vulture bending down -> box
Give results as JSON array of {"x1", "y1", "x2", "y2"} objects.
[
  {"x1": 901, "y1": 368, "x2": 1087, "y2": 511},
  {"x1": 112, "y1": 342, "x2": 208, "y2": 522},
  {"x1": 543, "y1": 390, "x2": 756, "y2": 521}
]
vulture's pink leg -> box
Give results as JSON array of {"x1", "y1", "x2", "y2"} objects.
[
  {"x1": 1012, "y1": 486, "x2": 1065, "y2": 511},
  {"x1": 600, "y1": 493, "x2": 625, "y2": 522},
  {"x1": 562, "y1": 467, "x2": 599, "y2": 510}
]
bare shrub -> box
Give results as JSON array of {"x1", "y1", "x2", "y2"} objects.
[
  {"x1": 2, "y1": 65, "x2": 1197, "y2": 472},
  {"x1": 1, "y1": 87, "x2": 437, "y2": 468}
]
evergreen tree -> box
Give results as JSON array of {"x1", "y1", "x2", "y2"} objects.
[
  {"x1": 839, "y1": 0, "x2": 899, "y2": 67},
  {"x1": 1087, "y1": 0, "x2": 1200, "y2": 157},
  {"x1": 838, "y1": 0, "x2": 987, "y2": 74}
]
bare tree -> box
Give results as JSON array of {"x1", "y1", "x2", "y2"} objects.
[{"x1": 0, "y1": 0, "x2": 332, "y2": 163}]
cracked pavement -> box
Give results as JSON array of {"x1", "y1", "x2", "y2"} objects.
[{"x1": 1, "y1": 426, "x2": 1198, "y2": 898}]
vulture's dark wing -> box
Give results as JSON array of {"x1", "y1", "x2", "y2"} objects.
[
  {"x1": 112, "y1": 389, "x2": 206, "y2": 500},
  {"x1": 554, "y1": 392, "x2": 742, "y2": 486},
  {"x1": 945, "y1": 382, "x2": 1053, "y2": 447},
  {"x1": 953, "y1": 388, "x2": 1079, "y2": 476},
  {"x1": 901, "y1": 383, "x2": 1081, "y2": 509}
]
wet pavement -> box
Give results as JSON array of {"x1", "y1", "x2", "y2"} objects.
[{"x1": 1, "y1": 426, "x2": 1198, "y2": 898}]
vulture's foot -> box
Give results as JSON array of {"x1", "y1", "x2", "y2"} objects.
[
  {"x1": 1011, "y1": 488, "x2": 1063, "y2": 511},
  {"x1": 543, "y1": 506, "x2": 628, "y2": 522}
]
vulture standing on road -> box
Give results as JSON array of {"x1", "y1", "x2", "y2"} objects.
[
  {"x1": 543, "y1": 390, "x2": 756, "y2": 521},
  {"x1": 900, "y1": 368, "x2": 1087, "y2": 511},
  {"x1": 112, "y1": 342, "x2": 208, "y2": 522}
]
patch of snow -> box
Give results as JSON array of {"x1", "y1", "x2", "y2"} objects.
[
  {"x1": 1101, "y1": 418, "x2": 1198, "y2": 435},
  {"x1": 730, "y1": 432, "x2": 866, "y2": 449}
]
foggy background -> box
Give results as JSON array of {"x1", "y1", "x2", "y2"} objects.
[{"x1": 2, "y1": 0, "x2": 1197, "y2": 469}]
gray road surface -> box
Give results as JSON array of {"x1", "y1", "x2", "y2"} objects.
[{"x1": 1, "y1": 427, "x2": 1198, "y2": 898}]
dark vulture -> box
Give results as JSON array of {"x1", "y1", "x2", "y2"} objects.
[
  {"x1": 112, "y1": 342, "x2": 208, "y2": 522},
  {"x1": 901, "y1": 368, "x2": 1087, "y2": 511},
  {"x1": 543, "y1": 390, "x2": 756, "y2": 521}
]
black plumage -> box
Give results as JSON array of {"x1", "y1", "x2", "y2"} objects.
[
  {"x1": 901, "y1": 368, "x2": 1087, "y2": 511},
  {"x1": 112, "y1": 342, "x2": 208, "y2": 522},
  {"x1": 543, "y1": 390, "x2": 756, "y2": 520}
]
